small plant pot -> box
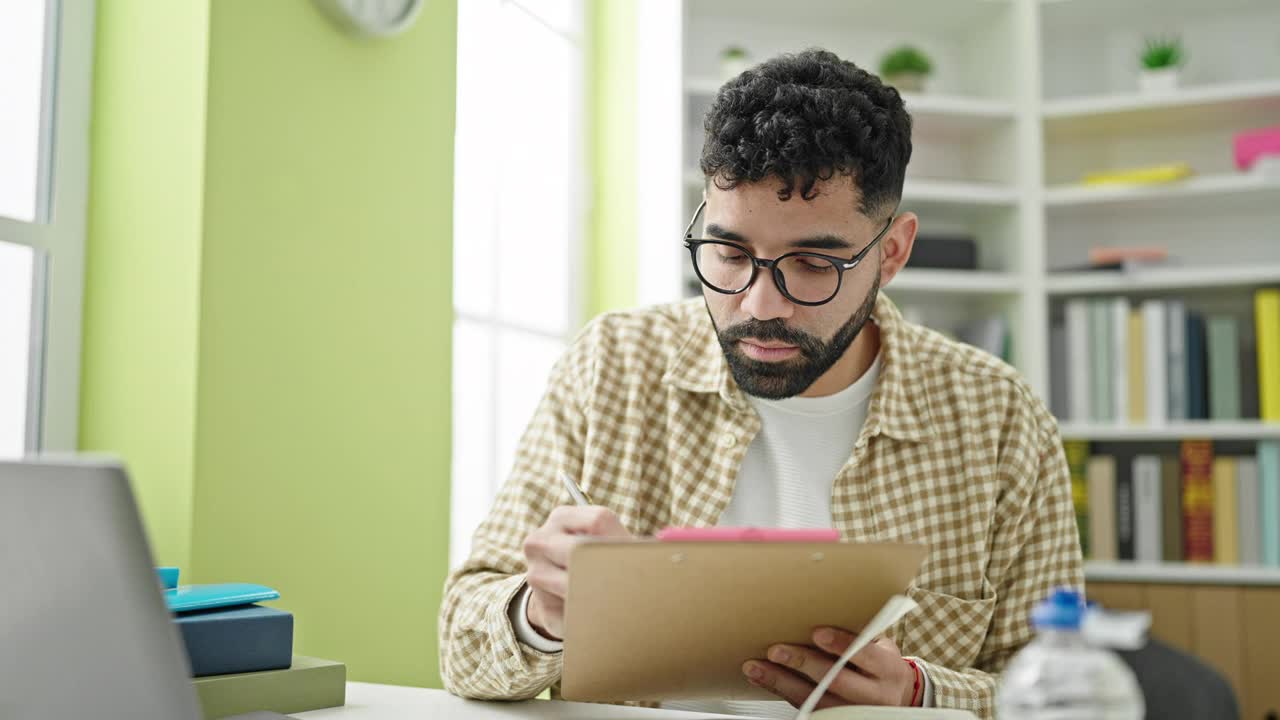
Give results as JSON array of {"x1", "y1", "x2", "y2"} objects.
[
  {"x1": 885, "y1": 72, "x2": 927, "y2": 93},
  {"x1": 1139, "y1": 67, "x2": 1180, "y2": 93}
]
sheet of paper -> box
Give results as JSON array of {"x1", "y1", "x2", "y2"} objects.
[{"x1": 795, "y1": 595, "x2": 920, "y2": 720}]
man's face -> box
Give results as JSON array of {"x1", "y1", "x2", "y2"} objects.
[{"x1": 699, "y1": 176, "x2": 882, "y2": 400}]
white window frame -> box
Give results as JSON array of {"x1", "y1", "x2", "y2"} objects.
[
  {"x1": 0, "y1": 0, "x2": 96, "y2": 453},
  {"x1": 450, "y1": 0, "x2": 587, "y2": 568}
]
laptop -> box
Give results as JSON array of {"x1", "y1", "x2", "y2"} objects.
[{"x1": 0, "y1": 457, "x2": 292, "y2": 720}]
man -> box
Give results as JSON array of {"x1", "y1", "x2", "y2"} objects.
[{"x1": 439, "y1": 48, "x2": 1082, "y2": 720}]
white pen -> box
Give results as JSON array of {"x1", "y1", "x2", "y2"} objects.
[{"x1": 558, "y1": 471, "x2": 593, "y2": 506}]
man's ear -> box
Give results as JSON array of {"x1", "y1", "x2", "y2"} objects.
[{"x1": 878, "y1": 212, "x2": 919, "y2": 287}]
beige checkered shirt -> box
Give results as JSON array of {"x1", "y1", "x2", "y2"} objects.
[{"x1": 438, "y1": 294, "x2": 1084, "y2": 719}]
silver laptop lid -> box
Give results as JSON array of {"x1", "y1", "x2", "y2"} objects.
[{"x1": 0, "y1": 457, "x2": 203, "y2": 720}]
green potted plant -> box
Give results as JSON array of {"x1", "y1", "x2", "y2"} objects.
[
  {"x1": 719, "y1": 46, "x2": 750, "y2": 82},
  {"x1": 879, "y1": 45, "x2": 932, "y2": 93},
  {"x1": 1139, "y1": 36, "x2": 1185, "y2": 93}
]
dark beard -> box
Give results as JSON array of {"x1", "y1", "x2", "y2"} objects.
[{"x1": 709, "y1": 274, "x2": 880, "y2": 400}]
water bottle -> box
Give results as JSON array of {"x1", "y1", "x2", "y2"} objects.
[{"x1": 997, "y1": 588, "x2": 1145, "y2": 720}]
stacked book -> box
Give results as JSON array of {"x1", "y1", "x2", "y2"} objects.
[
  {"x1": 1053, "y1": 288, "x2": 1280, "y2": 423},
  {"x1": 159, "y1": 570, "x2": 346, "y2": 719},
  {"x1": 1065, "y1": 439, "x2": 1280, "y2": 565}
]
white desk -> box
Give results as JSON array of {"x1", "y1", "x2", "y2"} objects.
[{"x1": 293, "y1": 683, "x2": 751, "y2": 719}]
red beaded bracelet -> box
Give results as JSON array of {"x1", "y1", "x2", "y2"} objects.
[{"x1": 903, "y1": 658, "x2": 922, "y2": 706}]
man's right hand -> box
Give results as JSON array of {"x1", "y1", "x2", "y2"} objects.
[{"x1": 521, "y1": 505, "x2": 630, "y2": 641}]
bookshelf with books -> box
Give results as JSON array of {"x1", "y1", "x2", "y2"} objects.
[
  {"x1": 637, "y1": 0, "x2": 1280, "y2": 607},
  {"x1": 1065, "y1": 438, "x2": 1280, "y2": 579}
]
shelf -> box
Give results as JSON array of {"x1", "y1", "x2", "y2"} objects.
[
  {"x1": 683, "y1": 173, "x2": 1020, "y2": 210},
  {"x1": 890, "y1": 269, "x2": 1021, "y2": 295},
  {"x1": 1046, "y1": 263, "x2": 1280, "y2": 295},
  {"x1": 1043, "y1": 79, "x2": 1280, "y2": 134},
  {"x1": 1044, "y1": 171, "x2": 1280, "y2": 210},
  {"x1": 902, "y1": 179, "x2": 1019, "y2": 207},
  {"x1": 684, "y1": 77, "x2": 723, "y2": 96},
  {"x1": 1085, "y1": 561, "x2": 1280, "y2": 586},
  {"x1": 1059, "y1": 421, "x2": 1280, "y2": 441},
  {"x1": 685, "y1": 83, "x2": 1015, "y2": 137}
]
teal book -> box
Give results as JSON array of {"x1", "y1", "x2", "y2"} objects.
[
  {"x1": 1090, "y1": 299, "x2": 1114, "y2": 422},
  {"x1": 1186, "y1": 312, "x2": 1208, "y2": 420},
  {"x1": 1261, "y1": 441, "x2": 1280, "y2": 567},
  {"x1": 1167, "y1": 301, "x2": 1187, "y2": 421},
  {"x1": 193, "y1": 655, "x2": 345, "y2": 720},
  {"x1": 1207, "y1": 316, "x2": 1241, "y2": 420}
]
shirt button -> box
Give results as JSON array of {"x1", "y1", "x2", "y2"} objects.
[{"x1": 720, "y1": 433, "x2": 737, "y2": 448}]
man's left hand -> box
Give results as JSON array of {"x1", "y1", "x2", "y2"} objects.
[{"x1": 741, "y1": 627, "x2": 920, "y2": 709}]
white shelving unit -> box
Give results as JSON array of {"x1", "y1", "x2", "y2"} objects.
[
  {"x1": 637, "y1": 0, "x2": 1280, "y2": 442},
  {"x1": 623, "y1": 0, "x2": 1280, "y2": 685}
]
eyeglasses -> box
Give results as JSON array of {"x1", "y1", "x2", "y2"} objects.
[{"x1": 681, "y1": 199, "x2": 893, "y2": 307}]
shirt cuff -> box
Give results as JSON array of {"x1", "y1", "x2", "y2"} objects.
[
  {"x1": 906, "y1": 656, "x2": 934, "y2": 707},
  {"x1": 508, "y1": 581, "x2": 565, "y2": 654}
]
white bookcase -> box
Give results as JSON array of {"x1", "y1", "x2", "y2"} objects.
[{"x1": 635, "y1": 0, "x2": 1280, "y2": 422}]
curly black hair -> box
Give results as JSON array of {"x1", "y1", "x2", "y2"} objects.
[{"x1": 700, "y1": 48, "x2": 912, "y2": 217}]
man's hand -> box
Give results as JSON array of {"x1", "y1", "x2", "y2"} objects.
[
  {"x1": 742, "y1": 627, "x2": 920, "y2": 709},
  {"x1": 521, "y1": 506, "x2": 630, "y2": 641}
]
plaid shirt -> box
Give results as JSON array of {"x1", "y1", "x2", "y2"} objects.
[{"x1": 438, "y1": 294, "x2": 1084, "y2": 719}]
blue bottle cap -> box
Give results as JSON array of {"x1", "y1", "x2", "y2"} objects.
[{"x1": 1030, "y1": 587, "x2": 1085, "y2": 630}]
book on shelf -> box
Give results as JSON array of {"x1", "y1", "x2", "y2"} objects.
[
  {"x1": 1112, "y1": 299, "x2": 1130, "y2": 424},
  {"x1": 1185, "y1": 312, "x2": 1209, "y2": 421},
  {"x1": 1182, "y1": 439, "x2": 1215, "y2": 563},
  {"x1": 1167, "y1": 300, "x2": 1188, "y2": 422},
  {"x1": 1160, "y1": 456, "x2": 1184, "y2": 562},
  {"x1": 1090, "y1": 299, "x2": 1113, "y2": 423},
  {"x1": 1257, "y1": 289, "x2": 1280, "y2": 421},
  {"x1": 1241, "y1": 333, "x2": 1260, "y2": 420},
  {"x1": 1065, "y1": 440, "x2": 1090, "y2": 557},
  {"x1": 1127, "y1": 309, "x2": 1145, "y2": 424},
  {"x1": 1065, "y1": 299, "x2": 1091, "y2": 422},
  {"x1": 1087, "y1": 455, "x2": 1117, "y2": 561},
  {"x1": 1212, "y1": 457, "x2": 1239, "y2": 565},
  {"x1": 1237, "y1": 457, "x2": 1261, "y2": 566},
  {"x1": 1133, "y1": 455, "x2": 1163, "y2": 564},
  {"x1": 1081, "y1": 162, "x2": 1193, "y2": 186},
  {"x1": 1142, "y1": 300, "x2": 1167, "y2": 424},
  {"x1": 907, "y1": 234, "x2": 977, "y2": 271},
  {"x1": 1050, "y1": 323, "x2": 1069, "y2": 421},
  {"x1": 1261, "y1": 440, "x2": 1280, "y2": 567},
  {"x1": 1115, "y1": 452, "x2": 1136, "y2": 561},
  {"x1": 1207, "y1": 316, "x2": 1242, "y2": 421}
]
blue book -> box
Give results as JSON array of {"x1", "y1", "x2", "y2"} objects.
[
  {"x1": 1186, "y1": 312, "x2": 1208, "y2": 420},
  {"x1": 176, "y1": 604, "x2": 294, "y2": 677},
  {"x1": 165, "y1": 582, "x2": 279, "y2": 613},
  {"x1": 1261, "y1": 440, "x2": 1280, "y2": 567}
]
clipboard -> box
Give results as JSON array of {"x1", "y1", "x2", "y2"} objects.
[{"x1": 560, "y1": 539, "x2": 928, "y2": 702}]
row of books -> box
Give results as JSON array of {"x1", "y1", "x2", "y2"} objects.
[
  {"x1": 1051, "y1": 289, "x2": 1280, "y2": 424},
  {"x1": 1065, "y1": 439, "x2": 1280, "y2": 565}
]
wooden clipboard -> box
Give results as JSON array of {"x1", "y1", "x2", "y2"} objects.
[{"x1": 560, "y1": 539, "x2": 928, "y2": 702}]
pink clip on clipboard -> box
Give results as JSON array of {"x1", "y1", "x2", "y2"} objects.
[{"x1": 656, "y1": 526, "x2": 840, "y2": 542}]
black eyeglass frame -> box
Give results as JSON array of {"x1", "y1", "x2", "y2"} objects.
[{"x1": 681, "y1": 198, "x2": 894, "y2": 307}]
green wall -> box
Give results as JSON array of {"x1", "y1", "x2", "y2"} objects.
[
  {"x1": 81, "y1": 0, "x2": 456, "y2": 689},
  {"x1": 191, "y1": 0, "x2": 455, "y2": 687},
  {"x1": 587, "y1": 0, "x2": 639, "y2": 318},
  {"x1": 81, "y1": 1, "x2": 210, "y2": 572}
]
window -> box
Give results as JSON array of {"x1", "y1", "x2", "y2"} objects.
[
  {"x1": 0, "y1": 0, "x2": 93, "y2": 456},
  {"x1": 450, "y1": 0, "x2": 586, "y2": 567},
  {"x1": 0, "y1": 242, "x2": 44, "y2": 456}
]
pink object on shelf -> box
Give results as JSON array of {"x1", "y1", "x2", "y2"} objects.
[
  {"x1": 1234, "y1": 125, "x2": 1280, "y2": 171},
  {"x1": 656, "y1": 526, "x2": 841, "y2": 542}
]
